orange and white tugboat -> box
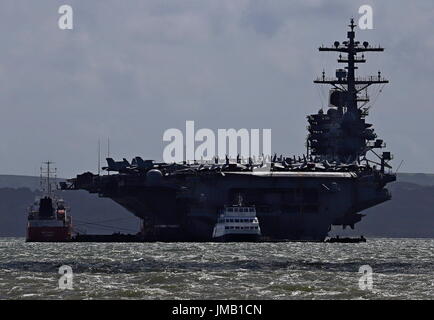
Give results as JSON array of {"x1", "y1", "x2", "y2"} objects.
[{"x1": 26, "y1": 162, "x2": 73, "y2": 242}]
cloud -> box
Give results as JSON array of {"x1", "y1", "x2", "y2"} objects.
[{"x1": 0, "y1": 0, "x2": 433, "y2": 176}]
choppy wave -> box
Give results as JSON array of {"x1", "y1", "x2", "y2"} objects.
[{"x1": 0, "y1": 238, "x2": 433, "y2": 299}]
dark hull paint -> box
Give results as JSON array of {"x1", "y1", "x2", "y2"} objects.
[
  {"x1": 102, "y1": 172, "x2": 393, "y2": 242},
  {"x1": 213, "y1": 234, "x2": 260, "y2": 242},
  {"x1": 26, "y1": 226, "x2": 72, "y2": 242}
]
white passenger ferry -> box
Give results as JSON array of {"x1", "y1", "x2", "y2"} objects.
[{"x1": 212, "y1": 205, "x2": 261, "y2": 242}]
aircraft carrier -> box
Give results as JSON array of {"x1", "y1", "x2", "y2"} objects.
[{"x1": 61, "y1": 19, "x2": 396, "y2": 241}]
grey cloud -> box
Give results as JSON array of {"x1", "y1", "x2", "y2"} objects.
[{"x1": 0, "y1": 0, "x2": 433, "y2": 177}]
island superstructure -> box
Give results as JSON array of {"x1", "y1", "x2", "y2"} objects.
[{"x1": 61, "y1": 20, "x2": 395, "y2": 241}]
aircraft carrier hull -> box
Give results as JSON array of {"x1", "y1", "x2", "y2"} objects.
[{"x1": 69, "y1": 170, "x2": 393, "y2": 242}]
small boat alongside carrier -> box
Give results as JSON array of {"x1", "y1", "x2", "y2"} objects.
[
  {"x1": 212, "y1": 203, "x2": 261, "y2": 242},
  {"x1": 324, "y1": 235, "x2": 367, "y2": 243}
]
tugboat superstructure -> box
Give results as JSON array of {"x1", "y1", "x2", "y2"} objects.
[{"x1": 26, "y1": 162, "x2": 73, "y2": 242}]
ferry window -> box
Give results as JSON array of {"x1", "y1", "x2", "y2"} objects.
[
  {"x1": 235, "y1": 226, "x2": 240, "y2": 230},
  {"x1": 225, "y1": 226, "x2": 230, "y2": 230},
  {"x1": 235, "y1": 219, "x2": 239, "y2": 223},
  {"x1": 228, "y1": 208, "x2": 233, "y2": 212},
  {"x1": 249, "y1": 208, "x2": 254, "y2": 212},
  {"x1": 234, "y1": 208, "x2": 238, "y2": 212}
]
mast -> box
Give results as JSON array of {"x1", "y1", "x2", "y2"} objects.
[
  {"x1": 314, "y1": 18, "x2": 388, "y2": 112},
  {"x1": 98, "y1": 139, "x2": 101, "y2": 175},
  {"x1": 40, "y1": 161, "x2": 57, "y2": 197}
]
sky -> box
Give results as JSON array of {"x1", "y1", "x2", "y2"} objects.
[{"x1": 0, "y1": 0, "x2": 433, "y2": 177}]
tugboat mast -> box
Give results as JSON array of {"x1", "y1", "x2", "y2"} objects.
[{"x1": 40, "y1": 161, "x2": 57, "y2": 197}]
